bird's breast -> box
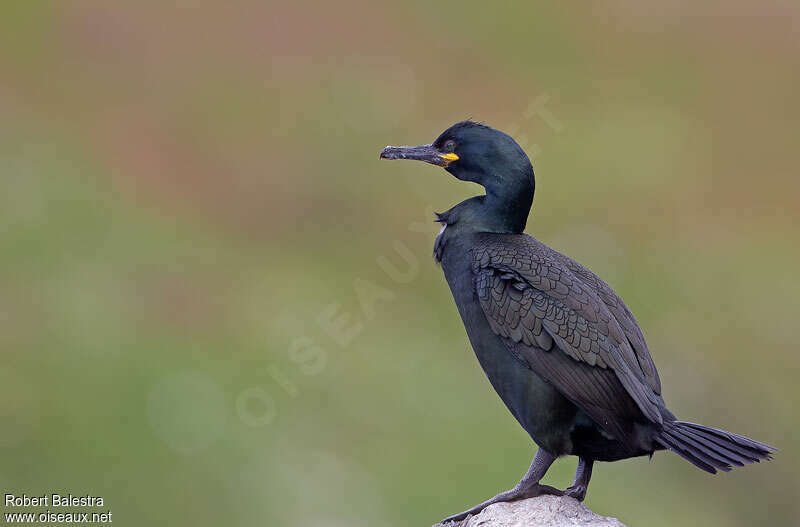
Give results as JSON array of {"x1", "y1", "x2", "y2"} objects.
[{"x1": 436, "y1": 231, "x2": 578, "y2": 454}]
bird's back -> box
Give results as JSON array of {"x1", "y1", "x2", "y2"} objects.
[
  {"x1": 470, "y1": 232, "x2": 664, "y2": 401},
  {"x1": 509, "y1": 234, "x2": 662, "y2": 396},
  {"x1": 438, "y1": 224, "x2": 676, "y2": 453}
]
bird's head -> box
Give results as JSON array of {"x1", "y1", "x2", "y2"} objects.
[{"x1": 380, "y1": 121, "x2": 535, "y2": 199}]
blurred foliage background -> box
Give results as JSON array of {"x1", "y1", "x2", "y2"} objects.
[{"x1": 1, "y1": 2, "x2": 798, "y2": 526}]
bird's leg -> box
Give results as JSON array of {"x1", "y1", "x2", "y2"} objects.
[
  {"x1": 440, "y1": 449, "x2": 562, "y2": 525},
  {"x1": 564, "y1": 457, "x2": 593, "y2": 501}
]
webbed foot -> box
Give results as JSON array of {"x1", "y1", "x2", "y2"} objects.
[{"x1": 439, "y1": 483, "x2": 563, "y2": 524}]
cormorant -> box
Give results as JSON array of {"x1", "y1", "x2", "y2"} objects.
[{"x1": 379, "y1": 121, "x2": 774, "y2": 523}]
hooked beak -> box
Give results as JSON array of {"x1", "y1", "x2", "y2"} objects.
[{"x1": 379, "y1": 144, "x2": 459, "y2": 167}]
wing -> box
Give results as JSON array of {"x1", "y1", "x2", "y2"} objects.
[
  {"x1": 549, "y1": 249, "x2": 661, "y2": 395},
  {"x1": 472, "y1": 234, "x2": 666, "y2": 440}
]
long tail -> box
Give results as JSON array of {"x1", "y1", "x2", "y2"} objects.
[{"x1": 655, "y1": 421, "x2": 775, "y2": 474}]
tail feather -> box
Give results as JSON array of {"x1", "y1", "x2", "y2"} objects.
[
  {"x1": 683, "y1": 422, "x2": 774, "y2": 453},
  {"x1": 669, "y1": 426, "x2": 741, "y2": 468},
  {"x1": 679, "y1": 424, "x2": 765, "y2": 464},
  {"x1": 675, "y1": 426, "x2": 746, "y2": 466},
  {"x1": 655, "y1": 429, "x2": 718, "y2": 473},
  {"x1": 655, "y1": 421, "x2": 775, "y2": 474}
]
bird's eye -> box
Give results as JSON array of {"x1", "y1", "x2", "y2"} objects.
[{"x1": 443, "y1": 140, "x2": 456, "y2": 153}]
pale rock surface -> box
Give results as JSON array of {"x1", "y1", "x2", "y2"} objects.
[{"x1": 434, "y1": 495, "x2": 626, "y2": 527}]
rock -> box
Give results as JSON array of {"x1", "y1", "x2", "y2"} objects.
[{"x1": 434, "y1": 495, "x2": 626, "y2": 527}]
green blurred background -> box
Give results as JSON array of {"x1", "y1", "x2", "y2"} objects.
[{"x1": 1, "y1": 2, "x2": 798, "y2": 526}]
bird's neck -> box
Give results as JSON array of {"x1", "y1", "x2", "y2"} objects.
[
  {"x1": 484, "y1": 183, "x2": 534, "y2": 233},
  {"x1": 438, "y1": 185, "x2": 533, "y2": 235}
]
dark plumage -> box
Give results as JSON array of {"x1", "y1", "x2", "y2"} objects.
[{"x1": 380, "y1": 121, "x2": 774, "y2": 523}]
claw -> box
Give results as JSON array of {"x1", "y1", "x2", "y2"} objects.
[
  {"x1": 438, "y1": 513, "x2": 471, "y2": 526},
  {"x1": 564, "y1": 484, "x2": 587, "y2": 501}
]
